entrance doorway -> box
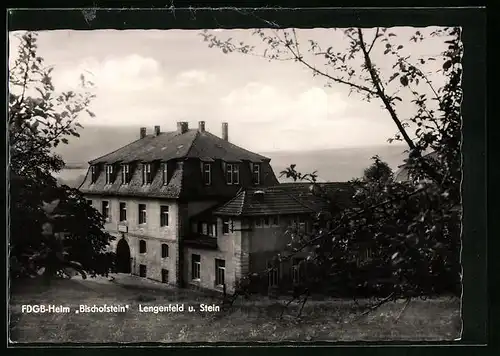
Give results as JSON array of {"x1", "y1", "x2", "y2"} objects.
[{"x1": 116, "y1": 238, "x2": 131, "y2": 273}]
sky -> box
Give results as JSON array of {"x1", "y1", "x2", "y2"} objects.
[{"x1": 8, "y1": 27, "x2": 449, "y2": 153}]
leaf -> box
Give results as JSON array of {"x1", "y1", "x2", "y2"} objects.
[
  {"x1": 384, "y1": 49, "x2": 390, "y2": 55},
  {"x1": 388, "y1": 33, "x2": 396, "y2": 37},
  {"x1": 388, "y1": 72, "x2": 400, "y2": 83},
  {"x1": 400, "y1": 76, "x2": 409, "y2": 86},
  {"x1": 442, "y1": 60, "x2": 452, "y2": 70},
  {"x1": 397, "y1": 45, "x2": 403, "y2": 50},
  {"x1": 85, "y1": 109, "x2": 96, "y2": 118},
  {"x1": 61, "y1": 138, "x2": 69, "y2": 144}
]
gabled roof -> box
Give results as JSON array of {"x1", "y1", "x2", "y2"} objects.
[
  {"x1": 213, "y1": 182, "x2": 354, "y2": 216},
  {"x1": 89, "y1": 129, "x2": 269, "y2": 165}
]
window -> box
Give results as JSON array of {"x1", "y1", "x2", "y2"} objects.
[
  {"x1": 226, "y1": 163, "x2": 240, "y2": 185},
  {"x1": 208, "y1": 223, "x2": 217, "y2": 237},
  {"x1": 162, "y1": 163, "x2": 168, "y2": 185},
  {"x1": 138, "y1": 204, "x2": 147, "y2": 224},
  {"x1": 203, "y1": 163, "x2": 211, "y2": 185},
  {"x1": 298, "y1": 216, "x2": 311, "y2": 233},
  {"x1": 160, "y1": 205, "x2": 169, "y2": 227},
  {"x1": 87, "y1": 199, "x2": 93, "y2": 206},
  {"x1": 101, "y1": 201, "x2": 110, "y2": 221},
  {"x1": 139, "y1": 264, "x2": 147, "y2": 278},
  {"x1": 215, "y1": 259, "x2": 225, "y2": 286},
  {"x1": 161, "y1": 269, "x2": 169, "y2": 283},
  {"x1": 201, "y1": 223, "x2": 208, "y2": 235},
  {"x1": 142, "y1": 163, "x2": 152, "y2": 185},
  {"x1": 119, "y1": 202, "x2": 127, "y2": 222},
  {"x1": 121, "y1": 164, "x2": 130, "y2": 184},
  {"x1": 139, "y1": 239, "x2": 146, "y2": 253},
  {"x1": 271, "y1": 215, "x2": 279, "y2": 226},
  {"x1": 191, "y1": 222, "x2": 198, "y2": 233},
  {"x1": 161, "y1": 244, "x2": 169, "y2": 258},
  {"x1": 105, "y1": 165, "x2": 114, "y2": 184},
  {"x1": 192, "y1": 254, "x2": 201, "y2": 280},
  {"x1": 292, "y1": 258, "x2": 305, "y2": 284},
  {"x1": 252, "y1": 163, "x2": 261, "y2": 185},
  {"x1": 90, "y1": 166, "x2": 97, "y2": 183},
  {"x1": 255, "y1": 218, "x2": 262, "y2": 228},
  {"x1": 222, "y1": 218, "x2": 230, "y2": 234},
  {"x1": 263, "y1": 216, "x2": 270, "y2": 227},
  {"x1": 268, "y1": 261, "x2": 280, "y2": 287}
]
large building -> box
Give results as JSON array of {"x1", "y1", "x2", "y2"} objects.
[{"x1": 79, "y1": 121, "x2": 348, "y2": 293}]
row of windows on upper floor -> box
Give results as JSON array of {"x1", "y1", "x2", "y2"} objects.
[
  {"x1": 91, "y1": 200, "x2": 171, "y2": 227},
  {"x1": 91, "y1": 161, "x2": 261, "y2": 187},
  {"x1": 192, "y1": 215, "x2": 312, "y2": 238},
  {"x1": 90, "y1": 198, "x2": 312, "y2": 235}
]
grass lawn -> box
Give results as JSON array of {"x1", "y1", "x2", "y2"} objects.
[{"x1": 9, "y1": 275, "x2": 462, "y2": 343}]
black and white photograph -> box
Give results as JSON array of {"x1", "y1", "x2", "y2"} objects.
[{"x1": 8, "y1": 8, "x2": 472, "y2": 344}]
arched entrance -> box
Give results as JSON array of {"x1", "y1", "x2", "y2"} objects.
[{"x1": 116, "y1": 238, "x2": 131, "y2": 273}]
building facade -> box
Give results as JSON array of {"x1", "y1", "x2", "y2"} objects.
[{"x1": 80, "y1": 121, "x2": 349, "y2": 293}]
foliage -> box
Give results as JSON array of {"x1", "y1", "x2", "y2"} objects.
[
  {"x1": 9, "y1": 32, "x2": 115, "y2": 281},
  {"x1": 363, "y1": 155, "x2": 393, "y2": 183},
  {"x1": 203, "y1": 25, "x2": 462, "y2": 308}
]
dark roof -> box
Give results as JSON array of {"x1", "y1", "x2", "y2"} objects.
[
  {"x1": 213, "y1": 182, "x2": 354, "y2": 216},
  {"x1": 89, "y1": 129, "x2": 269, "y2": 165}
]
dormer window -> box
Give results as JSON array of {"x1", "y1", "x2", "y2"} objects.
[
  {"x1": 105, "y1": 164, "x2": 114, "y2": 185},
  {"x1": 252, "y1": 163, "x2": 261, "y2": 185},
  {"x1": 162, "y1": 163, "x2": 168, "y2": 185},
  {"x1": 90, "y1": 165, "x2": 98, "y2": 184},
  {"x1": 203, "y1": 163, "x2": 211, "y2": 185},
  {"x1": 121, "y1": 164, "x2": 130, "y2": 184},
  {"x1": 226, "y1": 163, "x2": 240, "y2": 185},
  {"x1": 142, "y1": 163, "x2": 152, "y2": 185}
]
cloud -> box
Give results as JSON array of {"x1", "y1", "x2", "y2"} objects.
[
  {"x1": 218, "y1": 82, "x2": 394, "y2": 151},
  {"x1": 54, "y1": 54, "x2": 164, "y2": 92},
  {"x1": 297, "y1": 87, "x2": 350, "y2": 118},
  {"x1": 174, "y1": 69, "x2": 215, "y2": 87},
  {"x1": 220, "y1": 82, "x2": 353, "y2": 126}
]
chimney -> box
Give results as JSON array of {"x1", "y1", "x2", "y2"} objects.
[
  {"x1": 154, "y1": 125, "x2": 161, "y2": 136},
  {"x1": 177, "y1": 121, "x2": 189, "y2": 134},
  {"x1": 140, "y1": 127, "x2": 147, "y2": 139},
  {"x1": 222, "y1": 122, "x2": 228, "y2": 141},
  {"x1": 198, "y1": 121, "x2": 206, "y2": 133}
]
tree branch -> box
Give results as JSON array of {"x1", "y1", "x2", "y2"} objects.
[
  {"x1": 357, "y1": 28, "x2": 416, "y2": 151},
  {"x1": 400, "y1": 57, "x2": 443, "y2": 105},
  {"x1": 367, "y1": 27, "x2": 380, "y2": 54},
  {"x1": 281, "y1": 36, "x2": 378, "y2": 96}
]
